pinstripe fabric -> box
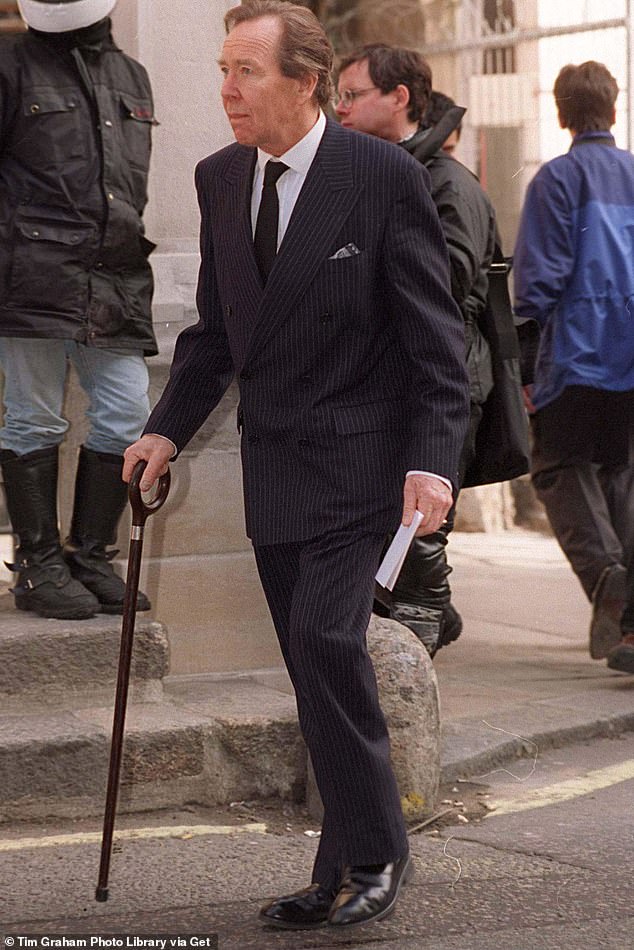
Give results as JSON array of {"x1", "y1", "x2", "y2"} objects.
[
  {"x1": 145, "y1": 118, "x2": 470, "y2": 546},
  {"x1": 144, "y1": 119, "x2": 470, "y2": 891},
  {"x1": 254, "y1": 528, "x2": 408, "y2": 891}
]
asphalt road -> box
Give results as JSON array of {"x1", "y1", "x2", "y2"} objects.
[{"x1": 2, "y1": 733, "x2": 633, "y2": 949}]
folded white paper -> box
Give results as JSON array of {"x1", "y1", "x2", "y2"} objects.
[{"x1": 375, "y1": 510, "x2": 424, "y2": 591}]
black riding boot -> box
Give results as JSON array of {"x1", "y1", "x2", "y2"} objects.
[
  {"x1": 0, "y1": 447, "x2": 99, "y2": 619},
  {"x1": 63, "y1": 446, "x2": 151, "y2": 614},
  {"x1": 389, "y1": 529, "x2": 463, "y2": 657}
]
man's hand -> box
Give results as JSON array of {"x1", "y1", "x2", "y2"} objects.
[
  {"x1": 402, "y1": 473, "x2": 453, "y2": 536},
  {"x1": 122, "y1": 434, "x2": 174, "y2": 491}
]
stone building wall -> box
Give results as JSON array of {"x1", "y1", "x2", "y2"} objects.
[{"x1": 60, "y1": 0, "x2": 282, "y2": 675}]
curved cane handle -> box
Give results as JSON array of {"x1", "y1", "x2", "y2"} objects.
[{"x1": 128, "y1": 459, "x2": 171, "y2": 526}]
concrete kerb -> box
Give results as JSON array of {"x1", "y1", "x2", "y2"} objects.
[{"x1": 441, "y1": 708, "x2": 634, "y2": 786}]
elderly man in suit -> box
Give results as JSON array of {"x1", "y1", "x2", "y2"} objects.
[{"x1": 123, "y1": 0, "x2": 469, "y2": 932}]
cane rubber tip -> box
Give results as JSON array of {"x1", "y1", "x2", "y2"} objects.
[{"x1": 95, "y1": 886, "x2": 109, "y2": 902}]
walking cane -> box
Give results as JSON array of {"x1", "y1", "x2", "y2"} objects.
[{"x1": 95, "y1": 459, "x2": 171, "y2": 902}]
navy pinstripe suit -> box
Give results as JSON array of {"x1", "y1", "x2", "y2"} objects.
[{"x1": 145, "y1": 118, "x2": 469, "y2": 890}]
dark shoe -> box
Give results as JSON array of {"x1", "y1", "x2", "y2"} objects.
[
  {"x1": 7, "y1": 546, "x2": 99, "y2": 620},
  {"x1": 328, "y1": 853, "x2": 412, "y2": 928},
  {"x1": 64, "y1": 542, "x2": 151, "y2": 614},
  {"x1": 0, "y1": 447, "x2": 97, "y2": 619},
  {"x1": 606, "y1": 633, "x2": 634, "y2": 674},
  {"x1": 589, "y1": 565, "x2": 626, "y2": 659},
  {"x1": 259, "y1": 883, "x2": 334, "y2": 930}
]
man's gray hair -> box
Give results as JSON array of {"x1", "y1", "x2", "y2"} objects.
[{"x1": 225, "y1": 1, "x2": 334, "y2": 109}]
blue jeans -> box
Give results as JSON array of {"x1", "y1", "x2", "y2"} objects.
[{"x1": 0, "y1": 339, "x2": 150, "y2": 456}]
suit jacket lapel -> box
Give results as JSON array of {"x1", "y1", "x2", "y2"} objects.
[
  {"x1": 219, "y1": 147, "x2": 262, "y2": 315},
  {"x1": 243, "y1": 120, "x2": 363, "y2": 365}
]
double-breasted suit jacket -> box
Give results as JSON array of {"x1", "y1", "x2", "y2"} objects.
[
  {"x1": 145, "y1": 119, "x2": 469, "y2": 544},
  {"x1": 145, "y1": 117, "x2": 470, "y2": 889}
]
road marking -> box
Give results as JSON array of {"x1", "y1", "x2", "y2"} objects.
[
  {"x1": 486, "y1": 759, "x2": 634, "y2": 817},
  {"x1": 0, "y1": 822, "x2": 267, "y2": 852}
]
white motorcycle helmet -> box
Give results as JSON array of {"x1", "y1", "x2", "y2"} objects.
[{"x1": 18, "y1": 0, "x2": 117, "y2": 32}]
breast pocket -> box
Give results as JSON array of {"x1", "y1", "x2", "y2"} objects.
[
  {"x1": 321, "y1": 250, "x2": 371, "y2": 317},
  {"x1": 20, "y1": 87, "x2": 86, "y2": 165},
  {"x1": 119, "y1": 94, "x2": 158, "y2": 170}
]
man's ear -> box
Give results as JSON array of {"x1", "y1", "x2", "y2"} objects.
[
  {"x1": 394, "y1": 83, "x2": 411, "y2": 111},
  {"x1": 298, "y1": 71, "x2": 319, "y2": 104}
]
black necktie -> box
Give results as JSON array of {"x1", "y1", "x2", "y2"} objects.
[{"x1": 254, "y1": 160, "x2": 289, "y2": 283}]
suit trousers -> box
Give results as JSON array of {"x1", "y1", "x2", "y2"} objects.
[
  {"x1": 253, "y1": 526, "x2": 409, "y2": 893},
  {"x1": 531, "y1": 386, "x2": 634, "y2": 606}
]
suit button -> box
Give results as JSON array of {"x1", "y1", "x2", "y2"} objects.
[
  {"x1": 298, "y1": 438, "x2": 309, "y2": 447},
  {"x1": 225, "y1": 305, "x2": 232, "y2": 317},
  {"x1": 320, "y1": 312, "x2": 333, "y2": 324},
  {"x1": 240, "y1": 372, "x2": 251, "y2": 381}
]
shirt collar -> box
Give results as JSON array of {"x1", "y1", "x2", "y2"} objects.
[
  {"x1": 571, "y1": 130, "x2": 616, "y2": 148},
  {"x1": 256, "y1": 110, "x2": 326, "y2": 176}
]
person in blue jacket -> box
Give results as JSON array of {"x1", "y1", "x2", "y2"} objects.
[{"x1": 514, "y1": 61, "x2": 634, "y2": 674}]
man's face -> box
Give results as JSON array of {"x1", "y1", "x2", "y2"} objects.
[
  {"x1": 219, "y1": 15, "x2": 316, "y2": 156},
  {"x1": 335, "y1": 59, "x2": 399, "y2": 142}
]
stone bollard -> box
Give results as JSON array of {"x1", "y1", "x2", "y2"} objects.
[{"x1": 306, "y1": 614, "x2": 441, "y2": 824}]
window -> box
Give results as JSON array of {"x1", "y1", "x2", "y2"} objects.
[{"x1": 482, "y1": 0, "x2": 516, "y2": 74}]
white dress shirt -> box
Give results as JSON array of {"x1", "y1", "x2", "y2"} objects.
[{"x1": 251, "y1": 109, "x2": 327, "y2": 245}]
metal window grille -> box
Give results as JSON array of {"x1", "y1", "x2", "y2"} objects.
[{"x1": 482, "y1": 0, "x2": 516, "y2": 74}]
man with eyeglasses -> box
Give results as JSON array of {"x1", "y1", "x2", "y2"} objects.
[{"x1": 337, "y1": 43, "x2": 498, "y2": 658}]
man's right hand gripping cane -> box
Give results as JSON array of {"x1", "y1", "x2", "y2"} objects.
[{"x1": 123, "y1": 434, "x2": 175, "y2": 491}]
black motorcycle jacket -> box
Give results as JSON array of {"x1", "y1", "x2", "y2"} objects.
[{"x1": 402, "y1": 113, "x2": 496, "y2": 404}]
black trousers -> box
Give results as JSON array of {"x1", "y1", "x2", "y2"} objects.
[
  {"x1": 531, "y1": 386, "x2": 634, "y2": 626},
  {"x1": 253, "y1": 527, "x2": 408, "y2": 894}
]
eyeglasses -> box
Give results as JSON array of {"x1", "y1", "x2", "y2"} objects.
[{"x1": 334, "y1": 87, "x2": 377, "y2": 108}]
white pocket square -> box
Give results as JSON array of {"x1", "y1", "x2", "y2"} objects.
[{"x1": 329, "y1": 243, "x2": 361, "y2": 260}]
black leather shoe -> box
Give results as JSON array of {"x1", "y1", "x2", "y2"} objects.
[
  {"x1": 328, "y1": 853, "x2": 412, "y2": 928},
  {"x1": 259, "y1": 883, "x2": 334, "y2": 930}
]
